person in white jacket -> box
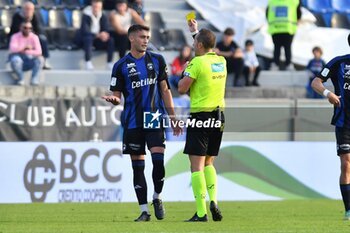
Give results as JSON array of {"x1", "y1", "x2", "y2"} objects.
[{"x1": 243, "y1": 39, "x2": 260, "y2": 86}]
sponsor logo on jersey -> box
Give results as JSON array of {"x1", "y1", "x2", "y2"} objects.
[
  {"x1": 128, "y1": 67, "x2": 141, "y2": 77},
  {"x1": 211, "y1": 63, "x2": 225, "y2": 72},
  {"x1": 344, "y1": 69, "x2": 350, "y2": 79},
  {"x1": 132, "y1": 77, "x2": 157, "y2": 89},
  {"x1": 127, "y1": 63, "x2": 136, "y2": 68}
]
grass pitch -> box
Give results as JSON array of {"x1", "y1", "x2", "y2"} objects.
[{"x1": 0, "y1": 200, "x2": 349, "y2": 233}]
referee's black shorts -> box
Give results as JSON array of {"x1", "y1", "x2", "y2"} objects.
[
  {"x1": 336, "y1": 127, "x2": 350, "y2": 156},
  {"x1": 122, "y1": 128, "x2": 165, "y2": 155},
  {"x1": 183, "y1": 110, "x2": 225, "y2": 156}
]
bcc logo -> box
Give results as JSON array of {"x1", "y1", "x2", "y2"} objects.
[{"x1": 23, "y1": 145, "x2": 56, "y2": 202}]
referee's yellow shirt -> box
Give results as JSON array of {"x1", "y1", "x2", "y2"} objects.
[{"x1": 184, "y1": 52, "x2": 227, "y2": 113}]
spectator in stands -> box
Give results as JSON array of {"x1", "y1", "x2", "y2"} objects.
[
  {"x1": 128, "y1": 0, "x2": 144, "y2": 17},
  {"x1": 76, "y1": 0, "x2": 115, "y2": 70},
  {"x1": 9, "y1": 1, "x2": 51, "y2": 69},
  {"x1": 169, "y1": 45, "x2": 193, "y2": 90},
  {"x1": 215, "y1": 28, "x2": 244, "y2": 87},
  {"x1": 9, "y1": 21, "x2": 42, "y2": 86},
  {"x1": 243, "y1": 39, "x2": 260, "y2": 86},
  {"x1": 306, "y1": 46, "x2": 326, "y2": 98},
  {"x1": 109, "y1": 0, "x2": 144, "y2": 59},
  {"x1": 266, "y1": 0, "x2": 301, "y2": 71}
]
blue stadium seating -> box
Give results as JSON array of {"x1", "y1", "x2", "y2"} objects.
[
  {"x1": 331, "y1": 12, "x2": 350, "y2": 28},
  {"x1": 332, "y1": 0, "x2": 350, "y2": 27},
  {"x1": 0, "y1": 0, "x2": 11, "y2": 8},
  {"x1": 59, "y1": 0, "x2": 85, "y2": 9},
  {"x1": 305, "y1": 0, "x2": 334, "y2": 27},
  {"x1": 11, "y1": 0, "x2": 31, "y2": 7},
  {"x1": 36, "y1": 0, "x2": 58, "y2": 9},
  {"x1": 305, "y1": 0, "x2": 333, "y2": 12},
  {"x1": 332, "y1": 0, "x2": 350, "y2": 13}
]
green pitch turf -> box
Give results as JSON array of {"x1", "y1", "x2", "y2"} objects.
[{"x1": 0, "y1": 200, "x2": 349, "y2": 233}]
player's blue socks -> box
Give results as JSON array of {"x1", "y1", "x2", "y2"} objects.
[
  {"x1": 340, "y1": 184, "x2": 350, "y2": 211},
  {"x1": 151, "y1": 153, "x2": 165, "y2": 195},
  {"x1": 132, "y1": 160, "x2": 148, "y2": 205}
]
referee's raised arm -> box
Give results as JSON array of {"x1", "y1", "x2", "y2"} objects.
[{"x1": 188, "y1": 19, "x2": 199, "y2": 38}]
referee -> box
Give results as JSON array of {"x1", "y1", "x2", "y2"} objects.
[
  {"x1": 178, "y1": 19, "x2": 226, "y2": 222},
  {"x1": 311, "y1": 34, "x2": 350, "y2": 220}
]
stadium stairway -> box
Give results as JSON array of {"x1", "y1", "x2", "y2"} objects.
[{"x1": 143, "y1": 0, "x2": 219, "y2": 47}]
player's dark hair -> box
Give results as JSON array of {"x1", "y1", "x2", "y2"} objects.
[
  {"x1": 91, "y1": 0, "x2": 102, "y2": 3},
  {"x1": 245, "y1": 39, "x2": 254, "y2": 47},
  {"x1": 196, "y1": 28, "x2": 216, "y2": 50},
  {"x1": 128, "y1": 24, "x2": 150, "y2": 36},
  {"x1": 312, "y1": 46, "x2": 323, "y2": 55},
  {"x1": 224, "y1": 27, "x2": 234, "y2": 36},
  {"x1": 348, "y1": 33, "x2": 350, "y2": 47}
]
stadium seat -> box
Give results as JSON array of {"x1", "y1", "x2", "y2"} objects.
[
  {"x1": 51, "y1": 28, "x2": 78, "y2": 50},
  {"x1": 0, "y1": 8, "x2": 16, "y2": 28},
  {"x1": 165, "y1": 29, "x2": 187, "y2": 50},
  {"x1": 0, "y1": 0, "x2": 11, "y2": 9},
  {"x1": 332, "y1": 0, "x2": 350, "y2": 13},
  {"x1": 0, "y1": 8, "x2": 17, "y2": 49},
  {"x1": 59, "y1": 0, "x2": 83, "y2": 9},
  {"x1": 11, "y1": 0, "x2": 30, "y2": 7},
  {"x1": 0, "y1": 28, "x2": 8, "y2": 48},
  {"x1": 36, "y1": 0, "x2": 58, "y2": 9},
  {"x1": 70, "y1": 9, "x2": 82, "y2": 28},
  {"x1": 331, "y1": 13, "x2": 350, "y2": 28},
  {"x1": 149, "y1": 29, "x2": 167, "y2": 51},
  {"x1": 39, "y1": 8, "x2": 71, "y2": 49},
  {"x1": 63, "y1": 8, "x2": 81, "y2": 28},
  {"x1": 42, "y1": 28, "x2": 57, "y2": 49},
  {"x1": 300, "y1": 0, "x2": 307, "y2": 7},
  {"x1": 305, "y1": 0, "x2": 334, "y2": 27},
  {"x1": 305, "y1": 0, "x2": 333, "y2": 12},
  {"x1": 48, "y1": 8, "x2": 68, "y2": 28},
  {"x1": 39, "y1": 7, "x2": 49, "y2": 26},
  {"x1": 312, "y1": 13, "x2": 328, "y2": 27},
  {"x1": 144, "y1": 12, "x2": 166, "y2": 33}
]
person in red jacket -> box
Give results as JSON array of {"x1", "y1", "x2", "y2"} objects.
[{"x1": 169, "y1": 45, "x2": 193, "y2": 91}]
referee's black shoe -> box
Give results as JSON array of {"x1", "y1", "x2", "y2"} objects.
[
  {"x1": 210, "y1": 201, "x2": 223, "y2": 221},
  {"x1": 185, "y1": 213, "x2": 208, "y2": 222},
  {"x1": 134, "y1": 211, "x2": 151, "y2": 222},
  {"x1": 152, "y1": 199, "x2": 165, "y2": 220}
]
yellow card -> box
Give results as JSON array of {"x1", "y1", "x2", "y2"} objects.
[{"x1": 186, "y1": 11, "x2": 196, "y2": 21}]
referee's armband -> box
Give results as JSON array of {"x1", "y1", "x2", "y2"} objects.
[{"x1": 180, "y1": 71, "x2": 190, "y2": 80}]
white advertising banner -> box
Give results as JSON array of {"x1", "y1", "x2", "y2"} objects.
[{"x1": 0, "y1": 142, "x2": 340, "y2": 203}]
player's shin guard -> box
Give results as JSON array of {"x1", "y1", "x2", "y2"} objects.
[
  {"x1": 204, "y1": 165, "x2": 217, "y2": 204},
  {"x1": 340, "y1": 184, "x2": 350, "y2": 211},
  {"x1": 132, "y1": 160, "x2": 148, "y2": 205},
  {"x1": 151, "y1": 153, "x2": 165, "y2": 195},
  {"x1": 191, "y1": 171, "x2": 207, "y2": 217}
]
